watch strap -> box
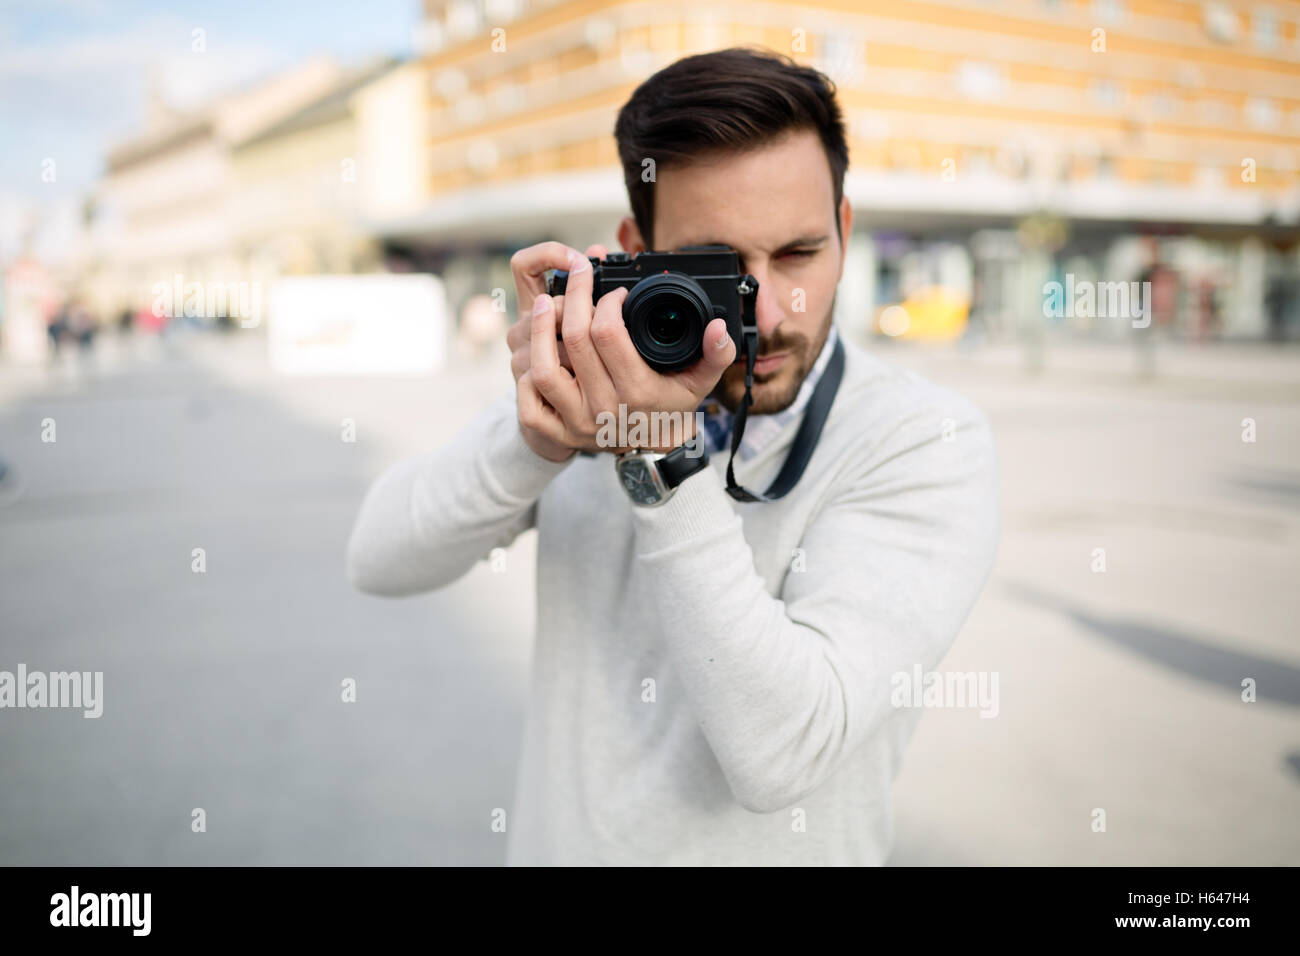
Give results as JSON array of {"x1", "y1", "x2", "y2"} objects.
[{"x1": 657, "y1": 436, "x2": 709, "y2": 489}]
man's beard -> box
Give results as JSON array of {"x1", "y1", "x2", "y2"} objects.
[{"x1": 710, "y1": 306, "x2": 834, "y2": 415}]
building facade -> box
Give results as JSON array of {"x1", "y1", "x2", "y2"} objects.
[{"x1": 389, "y1": 0, "x2": 1300, "y2": 340}]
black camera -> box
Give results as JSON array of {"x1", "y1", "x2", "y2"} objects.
[{"x1": 547, "y1": 247, "x2": 757, "y2": 373}]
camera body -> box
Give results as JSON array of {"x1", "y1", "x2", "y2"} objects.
[{"x1": 547, "y1": 247, "x2": 757, "y2": 373}]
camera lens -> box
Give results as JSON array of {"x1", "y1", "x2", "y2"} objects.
[
  {"x1": 623, "y1": 273, "x2": 711, "y2": 373},
  {"x1": 647, "y1": 307, "x2": 687, "y2": 348}
]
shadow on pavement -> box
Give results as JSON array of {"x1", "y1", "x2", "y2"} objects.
[{"x1": 1003, "y1": 580, "x2": 1300, "y2": 709}]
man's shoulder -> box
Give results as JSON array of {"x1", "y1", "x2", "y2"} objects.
[{"x1": 828, "y1": 335, "x2": 995, "y2": 463}]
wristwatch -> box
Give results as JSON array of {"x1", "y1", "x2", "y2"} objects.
[{"x1": 615, "y1": 439, "x2": 710, "y2": 507}]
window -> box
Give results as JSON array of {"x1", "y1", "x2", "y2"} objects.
[
  {"x1": 484, "y1": 0, "x2": 522, "y2": 23},
  {"x1": 584, "y1": 17, "x2": 617, "y2": 52},
  {"x1": 434, "y1": 68, "x2": 469, "y2": 101},
  {"x1": 1092, "y1": 0, "x2": 1124, "y2": 24},
  {"x1": 1203, "y1": 2, "x2": 1240, "y2": 43},
  {"x1": 1246, "y1": 96, "x2": 1279, "y2": 128},
  {"x1": 446, "y1": 0, "x2": 483, "y2": 40},
  {"x1": 1194, "y1": 165, "x2": 1221, "y2": 189},
  {"x1": 1196, "y1": 97, "x2": 1234, "y2": 126},
  {"x1": 466, "y1": 139, "x2": 499, "y2": 173},
  {"x1": 492, "y1": 82, "x2": 524, "y2": 114},
  {"x1": 1146, "y1": 92, "x2": 1176, "y2": 119},
  {"x1": 1253, "y1": 7, "x2": 1278, "y2": 49},
  {"x1": 454, "y1": 94, "x2": 483, "y2": 124},
  {"x1": 818, "y1": 33, "x2": 864, "y2": 85},
  {"x1": 415, "y1": 20, "x2": 445, "y2": 55},
  {"x1": 1089, "y1": 78, "x2": 1122, "y2": 109},
  {"x1": 956, "y1": 61, "x2": 1007, "y2": 101}
]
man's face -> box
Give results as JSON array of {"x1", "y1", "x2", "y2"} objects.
[{"x1": 618, "y1": 128, "x2": 851, "y2": 414}]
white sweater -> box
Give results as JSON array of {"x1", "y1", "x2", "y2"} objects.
[{"x1": 346, "y1": 332, "x2": 999, "y2": 865}]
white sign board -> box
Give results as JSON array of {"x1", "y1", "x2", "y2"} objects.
[
  {"x1": 2, "y1": 260, "x2": 57, "y2": 364},
  {"x1": 267, "y1": 274, "x2": 447, "y2": 375}
]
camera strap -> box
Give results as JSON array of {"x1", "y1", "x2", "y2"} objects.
[{"x1": 724, "y1": 321, "x2": 845, "y2": 503}]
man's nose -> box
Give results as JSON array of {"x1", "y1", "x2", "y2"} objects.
[{"x1": 748, "y1": 271, "x2": 785, "y2": 338}]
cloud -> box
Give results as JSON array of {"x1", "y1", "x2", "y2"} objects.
[{"x1": 0, "y1": 13, "x2": 282, "y2": 199}]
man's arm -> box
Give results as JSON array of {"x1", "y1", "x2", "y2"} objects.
[
  {"x1": 346, "y1": 393, "x2": 573, "y2": 596},
  {"x1": 346, "y1": 241, "x2": 609, "y2": 597},
  {"x1": 631, "y1": 392, "x2": 999, "y2": 813}
]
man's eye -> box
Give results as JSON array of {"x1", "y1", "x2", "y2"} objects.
[{"x1": 780, "y1": 249, "x2": 818, "y2": 259}]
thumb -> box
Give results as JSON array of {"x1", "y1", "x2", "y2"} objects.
[{"x1": 680, "y1": 318, "x2": 737, "y2": 393}]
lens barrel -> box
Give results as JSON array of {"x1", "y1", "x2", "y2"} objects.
[{"x1": 623, "y1": 272, "x2": 712, "y2": 373}]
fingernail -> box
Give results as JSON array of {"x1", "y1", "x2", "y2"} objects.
[
  {"x1": 567, "y1": 252, "x2": 590, "y2": 275},
  {"x1": 533, "y1": 295, "x2": 550, "y2": 316},
  {"x1": 715, "y1": 333, "x2": 731, "y2": 349}
]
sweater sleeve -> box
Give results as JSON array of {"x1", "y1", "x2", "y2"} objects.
[
  {"x1": 629, "y1": 391, "x2": 1000, "y2": 813},
  {"x1": 346, "y1": 391, "x2": 575, "y2": 596}
]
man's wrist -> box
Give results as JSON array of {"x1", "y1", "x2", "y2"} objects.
[
  {"x1": 518, "y1": 423, "x2": 577, "y2": 463},
  {"x1": 491, "y1": 418, "x2": 575, "y2": 502}
]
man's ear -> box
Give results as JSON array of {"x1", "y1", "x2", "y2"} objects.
[
  {"x1": 617, "y1": 215, "x2": 648, "y2": 255},
  {"x1": 836, "y1": 196, "x2": 853, "y2": 280}
]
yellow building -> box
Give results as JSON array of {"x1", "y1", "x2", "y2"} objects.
[{"x1": 385, "y1": 0, "x2": 1300, "y2": 339}]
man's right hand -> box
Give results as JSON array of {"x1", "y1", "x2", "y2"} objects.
[{"x1": 507, "y1": 241, "x2": 607, "y2": 462}]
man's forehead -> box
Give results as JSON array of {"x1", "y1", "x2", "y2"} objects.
[
  {"x1": 656, "y1": 187, "x2": 832, "y2": 252},
  {"x1": 652, "y1": 132, "x2": 835, "y2": 251}
]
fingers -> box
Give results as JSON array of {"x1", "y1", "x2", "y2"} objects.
[
  {"x1": 557, "y1": 251, "x2": 617, "y2": 416},
  {"x1": 510, "y1": 241, "x2": 583, "y2": 318},
  {"x1": 511, "y1": 337, "x2": 570, "y2": 383},
  {"x1": 559, "y1": 248, "x2": 593, "y2": 329},
  {"x1": 506, "y1": 313, "x2": 527, "y2": 353},
  {"x1": 516, "y1": 369, "x2": 569, "y2": 452},
  {"x1": 589, "y1": 287, "x2": 653, "y2": 399},
  {"x1": 508, "y1": 304, "x2": 570, "y2": 353},
  {"x1": 510, "y1": 345, "x2": 528, "y2": 383},
  {"x1": 508, "y1": 238, "x2": 590, "y2": 371},
  {"x1": 508, "y1": 292, "x2": 571, "y2": 381},
  {"x1": 507, "y1": 299, "x2": 561, "y2": 352},
  {"x1": 529, "y1": 293, "x2": 583, "y2": 423}
]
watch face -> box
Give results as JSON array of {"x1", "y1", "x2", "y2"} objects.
[{"x1": 618, "y1": 457, "x2": 663, "y2": 505}]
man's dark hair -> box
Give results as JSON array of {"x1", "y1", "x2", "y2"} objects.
[{"x1": 614, "y1": 46, "x2": 849, "y2": 249}]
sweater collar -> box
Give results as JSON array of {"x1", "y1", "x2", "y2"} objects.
[{"x1": 696, "y1": 324, "x2": 841, "y2": 462}]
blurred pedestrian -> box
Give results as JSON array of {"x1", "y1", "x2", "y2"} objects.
[
  {"x1": 68, "y1": 299, "x2": 96, "y2": 352},
  {"x1": 47, "y1": 301, "x2": 70, "y2": 357}
]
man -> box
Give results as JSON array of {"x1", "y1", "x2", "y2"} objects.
[{"x1": 347, "y1": 47, "x2": 999, "y2": 865}]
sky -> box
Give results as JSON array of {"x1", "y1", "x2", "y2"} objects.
[{"x1": 0, "y1": 0, "x2": 417, "y2": 220}]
